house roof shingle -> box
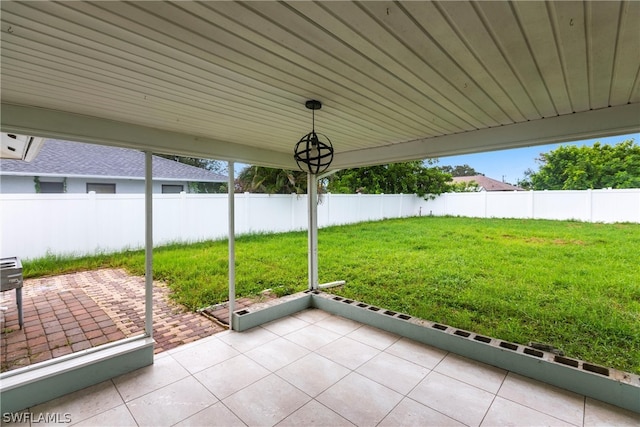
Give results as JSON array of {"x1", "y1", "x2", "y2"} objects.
[
  {"x1": 452, "y1": 175, "x2": 523, "y2": 191},
  {"x1": 0, "y1": 139, "x2": 227, "y2": 182}
]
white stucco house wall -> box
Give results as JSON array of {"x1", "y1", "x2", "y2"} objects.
[{"x1": 0, "y1": 138, "x2": 227, "y2": 194}]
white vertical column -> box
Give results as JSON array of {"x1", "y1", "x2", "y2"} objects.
[
  {"x1": 308, "y1": 173, "x2": 318, "y2": 290},
  {"x1": 228, "y1": 161, "x2": 236, "y2": 327},
  {"x1": 144, "y1": 151, "x2": 153, "y2": 338}
]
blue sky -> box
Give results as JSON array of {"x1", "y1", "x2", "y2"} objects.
[
  {"x1": 232, "y1": 132, "x2": 639, "y2": 181},
  {"x1": 437, "y1": 132, "x2": 639, "y2": 184}
]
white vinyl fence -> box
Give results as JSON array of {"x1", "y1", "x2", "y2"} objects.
[
  {"x1": 426, "y1": 188, "x2": 640, "y2": 223},
  {"x1": 0, "y1": 192, "x2": 423, "y2": 260},
  {"x1": 1, "y1": 189, "x2": 638, "y2": 260}
]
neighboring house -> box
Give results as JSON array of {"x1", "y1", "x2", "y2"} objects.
[
  {"x1": 452, "y1": 175, "x2": 523, "y2": 192},
  {"x1": 0, "y1": 139, "x2": 227, "y2": 194}
]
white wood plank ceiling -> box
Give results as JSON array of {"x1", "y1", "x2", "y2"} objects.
[{"x1": 1, "y1": 1, "x2": 639, "y2": 170}]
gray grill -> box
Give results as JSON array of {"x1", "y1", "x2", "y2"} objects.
[{"x1": 1, "y1": 257, "x2": 23, "y2": 329}]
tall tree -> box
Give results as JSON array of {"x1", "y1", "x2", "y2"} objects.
[
  {"x1": 188, "y1": 181, "x2": 227, "y2": 194},
  {"x1": 326, "y1": 160, "x2": 452, "y2": 199},
  {"x1": 523, "y1": 140, "x2": 640, "y2": 190},
  {"x1": 438, "y1": 164, "x2": 482, "y2": 177},
  {"x1": 449, "y1": 180, "x2": 481, "y2": 192},
  {"x1": 236, "y1": 166, "x2": 308, "y2": 194}
]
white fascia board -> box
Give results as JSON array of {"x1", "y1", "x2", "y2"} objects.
[
  {"x1": 331, "y1": 103, "x2": 640, "y2": 169},
  {"x1": 0, "y1": 104, "x2": 297, "y2": 170},
  {"x1": 5, "y1": 103, "x2": 638, "y2": 171}
]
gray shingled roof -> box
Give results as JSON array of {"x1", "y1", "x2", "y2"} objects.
[
  {"x1": 452, "y1": 175, "x2": 523, "y2": 191},
  {"x1": 0, "y1": 139, "x2": 227, "y2": 182}
]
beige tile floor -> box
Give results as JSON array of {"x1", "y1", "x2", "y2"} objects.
[{"x1": 12, "y1": 309, "x2": 640, "y2": 427}]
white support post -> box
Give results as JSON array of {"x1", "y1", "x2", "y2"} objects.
[
  {"x1": 228, "y1": 161, "x2": 236, "y2": 327},
  {"x1": 308, "y1": 173, "x2": 319, "y2": 290},
  {"x1": 144, "y1": 151, "x2": 153, "y2": 338}
]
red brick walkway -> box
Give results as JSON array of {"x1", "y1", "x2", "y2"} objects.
[
  {"x1": 1, "y1": 269, "x2": 227, "y2": 372},
  {"x1": 200, "y1": 290, "x2": 277, "y2": 325}
]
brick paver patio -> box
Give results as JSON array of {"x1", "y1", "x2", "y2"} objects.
[{"x1": 0, "y1": 269, "x2": 233, "y2": 372}]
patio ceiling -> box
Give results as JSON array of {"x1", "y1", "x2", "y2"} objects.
[{"x1": 1, "y1": 1, "x2": 639, "y2": 170}]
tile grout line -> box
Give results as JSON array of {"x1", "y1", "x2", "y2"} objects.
[
  {"x1": 478, "y1": 389, "x2": 500, "y2": 427},
  {"x1": 110, "y1": 378, "x2": 141, "y2": 427},
  {"x1": 495, "y1": 372, "x2": 585, "y2": 427}
]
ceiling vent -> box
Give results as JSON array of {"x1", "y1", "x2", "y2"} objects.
[{"x1": 1, "y1": 133, "x2": 45, "y2": 162}]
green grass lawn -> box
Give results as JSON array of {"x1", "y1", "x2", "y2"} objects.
[{"x1": 24, "y1": 217, "x2": 640, "y2": 374}]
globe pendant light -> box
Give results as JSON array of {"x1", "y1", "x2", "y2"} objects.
[{"x1": 294, "y1": 100, "x2": 334, "y2": 174}]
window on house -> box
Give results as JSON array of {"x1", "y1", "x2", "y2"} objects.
[
  {"x1": 40, "y1": 182, "x2": 64, "y2": 193},
  {"x1": 86, "y1": 183, "x2": 116, "y2": 193},
  {"x1": 162, "y1": 184, "x2": 184, "y2": 194}
]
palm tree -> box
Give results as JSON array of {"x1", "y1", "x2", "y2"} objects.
[{"x1": 235, "y1": 166, "x2": 307, "y2": 194}]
